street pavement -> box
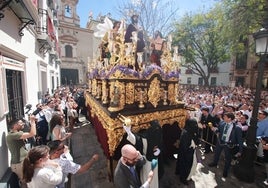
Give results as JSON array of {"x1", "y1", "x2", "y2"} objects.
[{"x1": 69, "y1": 117, "x2": 267, "y2": 188}]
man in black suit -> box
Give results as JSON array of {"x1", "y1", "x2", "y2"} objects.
[
  {"x1": 199, "y1": 107, "x2": 216, "y2": 153},
  {"x1": 114, "y1": 144, "x2": 154, "y2": 188},
  {"x1": 208, "y1": 112, "x2": 243, "y2": 178}
]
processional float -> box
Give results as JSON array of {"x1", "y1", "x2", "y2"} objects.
[{"x1": 85, "y1": 17, "x2": 188, "y2": 159}]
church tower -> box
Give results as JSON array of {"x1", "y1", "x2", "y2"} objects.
[{"x1": 58, "y1": 0, "x2": 93, "y2": 85}]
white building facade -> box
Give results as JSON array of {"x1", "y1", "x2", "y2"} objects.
[
  {"x1": 179, "y1": 61, "x2": 230, "y2": 87},
  {"x1": 0, "y1": 0, "x2": 60, "y2": 182}
]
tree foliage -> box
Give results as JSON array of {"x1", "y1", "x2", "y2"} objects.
[
  {"x1": 173, "y1": 10, "x2": 229, "y2": 86},
  {"x1": 220, "y1": 0, "x2": 267, "y2": 55},
  {"x1": 172, "y1": 0, "x2": 268, "y2": 86}
]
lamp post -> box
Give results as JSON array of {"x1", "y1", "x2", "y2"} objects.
[{"x1": 234, "y1": 28, "x2": 268, "y2": 182}]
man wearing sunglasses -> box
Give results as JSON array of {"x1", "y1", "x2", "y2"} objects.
[
  {"x1": 6, "y1": 115, "x2": 37, "y2": 188},
  {"x1": 114, "y1": 144, "x2": 154, "y2": 188}
]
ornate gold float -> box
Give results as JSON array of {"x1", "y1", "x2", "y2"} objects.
[{"x1": 86, "y1": 18, "x2": 188, "y2": 157}]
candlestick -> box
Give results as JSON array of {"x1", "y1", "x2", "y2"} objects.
[{"x1": 138, "y1": 90, "x2": 145, "y2": 109}]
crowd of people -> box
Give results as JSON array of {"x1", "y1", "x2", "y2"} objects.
[
  {"x1": 6, "y1": 86, "x2": 99, "y2": 188},
  {"x1": 5, "y1": 12, "x2": 268, "y2": 188},
  {"x1": 182, "y1": 85, "x2": 268, "y2": 184},
  {"x1": 5, "y1": 84, "x2": 268, "y2": 187},
  {"x1": 114, "y1": 85, "x2": 268, "y2": 187}
]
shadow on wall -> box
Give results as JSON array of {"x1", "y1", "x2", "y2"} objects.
[{"x1": 0, "y1": 131, "x2": 9, "y2": 177}]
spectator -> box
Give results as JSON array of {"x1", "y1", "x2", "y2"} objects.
[
  {"x1": 47, "y1": 140, "x2": 99, "y2": 188},
  {"x1": 260, "y1": 137, "x2": 268, "y2": 185},
  {"x1": 66, "y1": 96, "x2": 79, "y2": 131},
  {"x1": 33, "y1": 103, "x2": 49, "y2": 145},
  {"x1": 114, "y1": 144, "x2": 154, "y2": 188},
  {"x1": 6, "y1": 115, "x2": 37, "y2": 187},
  {"x1": 256, "y1": 109, "x2": 268, "y2": 160},
  {"x1": 199, "y1": 106, "x2": 216, "y2": 153},
  {"x1": 209, "y1": 112, "x2": 243, "y2": 179},
  {"x1": 44, "y1": 99, "x2": 55, "y2": 124},
  {"x1": 236, "y1": 113, "x2": 249, "y2": 140},
  {"x1": 22, "y1": 145, "x2": 62, "y2": 188},
  {"x1": 50, "y1": 113, "x2": 72, "y2": 143}
]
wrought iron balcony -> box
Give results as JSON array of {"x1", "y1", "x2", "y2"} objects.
[
  {"x1": 0, "y1": 0, "x2": 38, "y2": 36},
  {"x1": 36, "y1": 8, "x2": 53, "y2": 54}
]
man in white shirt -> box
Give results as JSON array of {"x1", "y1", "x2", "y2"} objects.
[
  {"x1": 47, "y1": 140, "x2": 99, "y2": 188},
  {"x1": 44, "y1": 99, "x2": 56, "y2": 123}
]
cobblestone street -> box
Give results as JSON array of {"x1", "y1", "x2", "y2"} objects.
[{"x1": 70, "y1": 119, "x2": 266, "y2": 188}]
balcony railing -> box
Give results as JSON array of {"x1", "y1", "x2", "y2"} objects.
[
  {"x1": 0, "y1": 0, "x2": 38, "y2": 36},
  {"x1": 36, "y1": 8, "x2": 52, "y2": 53}
]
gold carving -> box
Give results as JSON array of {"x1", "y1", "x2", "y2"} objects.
[
  {"x1": 148, "y1": 77, "x2": 161, "y2": 108},
  {"x1": 92, "y1": 79, "x2": 97, "y2": 97},
  {"x1": 87, "y1": 20, "x2": 187, "y2": 158},
  {"x1": 125, "y1": 83, "x2": 135, "y2": 104},
  {"x1": 86, "y1": 93, "x2": 187, "y2": 156},
  {"x1": 168, "y1": 84, "x2": 176, "y2": 105}
]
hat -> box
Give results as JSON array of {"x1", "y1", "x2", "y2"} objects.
[
  {"x1": 259, "y1": 110, "x2": 268, "y2": 116},
  {"x1": 201, "y1": 106, "x2": 209, "y2": 112},
  {"x1": 263, "y1": 109, "x2": 268, "y2": 116}
]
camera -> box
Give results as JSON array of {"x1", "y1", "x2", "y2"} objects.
[
  {"x1": 32, "y1": 108, "x2": 42, "y2": 115},
  {"x1": 24, "y1": 104, "x2": 32, "y2": 114}
]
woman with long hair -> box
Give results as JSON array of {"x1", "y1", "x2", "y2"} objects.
[
  {"x1": 22, "y1": 145, "x2": 62, "y2": 188},
  {"x1": 50, "y1": 113, "x2": 72, "y2": 142}
]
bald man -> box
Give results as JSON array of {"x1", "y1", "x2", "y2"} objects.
[{"x1": 114, "y1": 144, "x2": 154, "y2": 188}]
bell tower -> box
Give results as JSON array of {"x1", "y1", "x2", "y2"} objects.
[
  {"x1": 57, "y1": 0, "x2": 93, "y2": 85},
  {"x1": 59, "y1": 0, "x2": 80, "y2": 26}
]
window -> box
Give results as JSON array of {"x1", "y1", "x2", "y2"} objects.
[
  {"x1": 65, "y1": 45, "x2": 73, "y2": 58},
  {"x1": 210, "y1": 77, "x2": 217, "y2": 86},
  {"x1": 64, "y1": 5, "x2": 72, "y2": 17},
  {"x1": 187, "y1": 77, "x2": 191, "y2": 84},
  {"x1": 6, "y1": 69, "x2": 24, "y2": 123},
  {"x1": 51, "y1": 76, "x2": 54, "y2": 93},
  {"x1": 236, "y1": 53, "x2": 247, "y2": 69},
  {"x1": 198, "y1": 77, "x2": 203, "y2": 85}
]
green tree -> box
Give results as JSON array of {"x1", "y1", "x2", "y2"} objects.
[
  {"x1": 220, "y1": 0, "x2": 267, "y2": 55},
  {"x1": 173, "y1": 10, "x2": 229, "y2": 86}
]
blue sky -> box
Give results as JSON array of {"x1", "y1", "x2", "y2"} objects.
[{"x1": 77, "y1": 0, "x2": 217, "y2": 28}]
